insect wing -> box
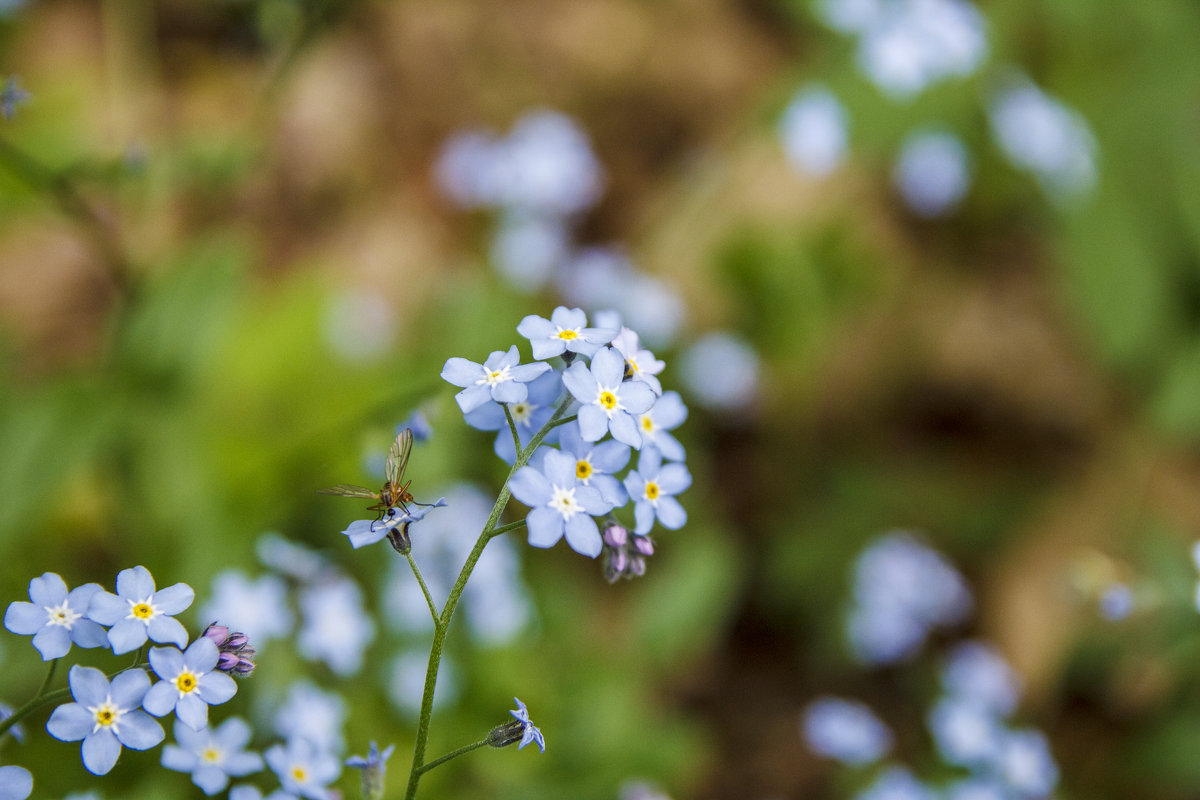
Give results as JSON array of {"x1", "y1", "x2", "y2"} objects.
[
  {"x1": 386, "y1": 428, "x2": 414, "y2": 487},
  {"x1": 317, "y1": 484, "x2": 380, "y2": 499}
]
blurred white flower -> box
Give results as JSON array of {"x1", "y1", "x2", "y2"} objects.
[
  {"x1": 989, "y1": 78, "x2": 1098, "y2": 198},
  {"x1": 778, "y1": 85, "x2": 849, "y2": 177},
  {"x1": 893, "y1": 129, "x2": 971, "y2": 216}
]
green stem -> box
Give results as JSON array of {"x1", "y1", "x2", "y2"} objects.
[
  {"x1": 548, "y1": 413, "x2": 578, "y2": 429},
  {"x1": 406, "y1": 552, "x2": 440, "y2": 624},
  {"x1": 502, "y1": 406, "x2": 523, "y2": 460},
  {"x1": 403, "y1": 396, "x2": 573, "y2": 800},
  {"x1": 490, "y1": 519, "x2": 527, "y2": 536},
  {"x1": 414, "y1": 738, "x2": 489, "y2": 777}
]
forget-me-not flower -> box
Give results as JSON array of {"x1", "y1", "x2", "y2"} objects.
[
  {"x1": 508, "y1": 449, "x2": 612, "y2": 557},
  {"x1": 441, "y1": 345, "x2": 551, "y2": 414},
  {"x1": 509, "y1": 697, "x2": 545, "y2": 753},
  {"x1": 609, "y1": 325, "x2": 665, "y2": 396},
  {"x1": 346, "y1": 741, "x2": 394, "y2": 800},
  {"x1": 297, "y1": 576, "x2": 375, "y2": 677},
  {"x1": 46, "y1": 666, "x2": 165, "y2": 775},
  {"x1": 4, "y1": 573, "x2": 108, "y2": 660},
  {"x1": 517, "y1": 306, "x2": 617, "y2": 360},
  {"x1": 339, "y1": 498, "x2": 447, "y2": 550},
  {"x1": 265, "y1": 737, "x2": 341, "y2": 800},
  {"x1": 563, "y1": 347, "x2": 656, "y2": 448},
  {"x1": 801, "y1": 696, "x2": 893, "y2": 766},
  {"x1": 556, "y1": 420, "x2": 630, "y2": 507},
  {"x1": 941, "y1": 640, "x2": 1020, "y2": 716},
  {"x1": 0, "y1": 764, "x2": 32, "y2": 800},
  {"x1": 779, "y1": 84, "x2": 849, "y2": 177},
  {"x1": 927, "y1": 695, "x2": 1004, "y2": 768},
  {"x1": 143, "y1": 637, "x2": 238, "y2": 730},
  {"x1": 0, "y1": 76, "x2": 29, "y2": 121},
  {"x1": 200, "y1": 570, "x2": 294, "y2": 646},
  {"x1": 998, "y1": 728, "x2": 1058, "y2": 798},
  {"x1": 161, "y1": 716, "x2": 264, "y2": 796},
  {"x1": 854, "y1": 765, "x2": 938, "y2": 800},
  {"x1": 634, "y1": 390, "x2": 687, "y2": 461},
  {"x1": 893, "y1": 129, "x2": 971, "y2": 217},
  {"x1": 273, "y1": 681, "x2": 346, "y2": 754},
  {"x1": 623, "y1": 447, "x2": 691, "y2": 535},
  {"x1": 87, "y1": 565, "x2": 194, "y2": 655}
]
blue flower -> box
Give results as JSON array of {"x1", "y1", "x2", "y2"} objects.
[
  {"x1": 442, "y1": 345, "x2": 551, "y2": 414},
  {"x1": 634, "y1": 390, "x2": 687, "y2": 461},
  {"x1": 346, "y1": 741, "x2": 394, "y2": 799},
  {"x1": 0, "y1": 76, "x2": 29, "y2": 121},
  {"x1": 556, "y1": 421, "x2": 630, "y2": 507},
  {"x1": 940, "y1": 641, "x2": 1020, "y2": 716},
  {"x1": 853, "y1": 766, "x2": 938, "y2": 800},
  {"x1": 609, "y1": 326, "x2": 665, "y2": 395},
  {"x1": 0, "y1": 764, "x2": 32, "y2": 800},
  {"x1": 509, "y1": 697, "x2": 545, "y2": 753},
  {"x1": 517, "y1": 306, "x2": 617, "y2": 360},
  {"x1": 161, "y1": 716, "x2": 263, "y2": 796},
  {"x1": 801, "y1": 696, "x2": 893, "y2": 766},
  {"x1": 297, "y1": 577, "x2": 375, "y2": 677},
  {"x1": 464, "y1": 369, "x2": 565, "y2": 464},
  {"x1": 142, "y1": 637, "x2": 238, "y2": 730},
  {"x1": 563, "y1": 347, "x2": 656, "y2": 448},
  {"x1": 339, "y1": 498, "x2": 447, "y2": 550},
  {"x1": 508, "y1": 449, "x2": 612, "y2": 557},
  {"x1": 273, "y1": 681, "x2": 346, "y2": 754},
  {"x1": 623, "y1": 448, "x2": 691, "y2": 535},
  {"x1": 4, "y1": 573, "x2": 108, "y2": 660},
  {"x1": 927, "y1": 696, "x2": 1004, "y2": 768},
  {"x1": 998, "y1": 728, "x2": 1058, "y2": 798},
  {"x1": 265, "y1": 737, "x2": 341, "y2": 800},
  {"x1": 87, "y1": 566, "x2": 194, "y2": 655},
  {"x1": 46, "y1": 666, "x2": 164, "y2": 776},
  {"x1": 779, "y1": 84, "x2": 848, "y2": 177}
]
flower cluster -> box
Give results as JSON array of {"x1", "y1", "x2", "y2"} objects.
[{"x1": 442, "y1": 307, "x2": 692, "y2": 574}]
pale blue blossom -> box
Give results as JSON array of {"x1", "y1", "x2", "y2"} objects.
[
  {"x1": 490, "y1": 110, "x2": 605, "y2": 216},
  {"x1": 297, "y1": 577, "x2": 375, "y2": 676},
  {"x1": 464, "y1": 369, "x2": 565, "y2": 464},
  {"x1": 998, "y1": 729, "x2": 1058, "y2": 799},
  {"x1": 161, "y1": 717, "x2": 263, "y2": 796},
  {"x1": 0, "y1": 765, "x2": 31, "y2": 800},
  {"x1": 1099, "y1": 582, "x2": 1134, "y2": 621},
  {"x1": 610, "y1": 325, "x2": 665, "y2": 396},
  {"x1": 509, "y1": 449, "x2": 613, "y2": 557},
  {"x1": 633, "y1": 390, "x2": 687, "y2": 461},
  {"x1": 854, "y1": 765, "x2": 938, "y2": 800},
  {"x1": 345, "y1": 741, "x2": 394, "y2": 799},
  {"x1": 563, "y1": 347, "x2": 656, "y2": 448},
  {"x1": 623, "y1": 447, "x2": 691, "y2": 535},
  {"x1": 257, "y1": 533, "x2": 330, "y2": 582},
  {"x1": 339, "y1": 498, "x2": 447, "y2": 550},
  {"x1": 509, "y1": 697, "x2": 546, "y2": 753},
  {"x1": 927, "y1": 696, "x2": 1005, "y2": 768},
  {"x1": 988, "y1": 77, "x2": 1097, "y2": 198},
  {"x1": 556, "y1": 248, "x2": 685, "y2": 348},
  {"x1": 143, "y1": 637, "x2": 238, "y2": 730},
  {"x1": 557, "y1": 421, "x2": 631, "y2": 507},
  {"x1": 442, "y1": 345, "x2": 552, "y2": 414},
  {"x1": 679, "y1": 332, "x2": 760, "y2": 412},
  {"x1": 491, "y1": 213, "x2": 569, "y2": 291},
  {"x1": 801, "y1": 696, "x2": 893, "y2": 766},
  {"x1": 46, "y1": 666, "x2": 164, "y2": 775},
  {"x1": 87, "y1": 566, "x2": 194, "y2": 655},
  {"x1": 779, "y1": 85, "x2": 848, "y2": 176},
  {"x1": 273, "y1": 682, "x2": 346, "y2": 754},
  {"x1": 4, "y1": 573, "x2": 107, "y2": 660},
  {"x1": 265, "y1": 737, "x2": 341, "y2": 800},
  {"x1": 518, "y1": 306, "x2": 617, "y2": 360},
  {"x1": 941, "y1": 641, "x2": 1020, "y2": 716},
  {"x1": 893, "y1": 129, "x2": 971, "y2": 216}
]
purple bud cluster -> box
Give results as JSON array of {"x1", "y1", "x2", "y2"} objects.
[
  {"x1": 204, "y1": 623, "x2": 257, "y2": 677},
  {"x1": 601, "y1": 523, "x2": 655, "y2": 583}
]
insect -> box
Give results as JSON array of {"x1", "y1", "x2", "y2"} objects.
[{"x1": 318, "y1": 427, "x2": 417, "y2": 520}]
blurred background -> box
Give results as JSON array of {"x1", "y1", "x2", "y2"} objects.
[{"x1": 2, "y1": 0, "x2": 1200, "y2": 798}]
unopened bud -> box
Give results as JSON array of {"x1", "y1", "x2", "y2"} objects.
[{"x1": 487, "y1": 719, "x2": 527, "y2": 749}]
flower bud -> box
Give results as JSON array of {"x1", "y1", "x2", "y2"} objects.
[
  {"x1": 204, "y1": 622, "x2": 257, "y2": 678},
  {"x1": 603, "y1": 523, "x2": 628, "y2": 548},
  {"x1": 487, "y1": 719, "x2": 528, "y2": 748}
]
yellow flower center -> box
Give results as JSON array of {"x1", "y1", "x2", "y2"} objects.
[
  {"x1": 45, "y1": 600, "x2": 81, "y2": 629},
  {"x1": 478, "y1": 365, "x2": 513, "y2": 387},
  {"x1": 175, "y1": 670, "x2": 199, "y2": 694},
  {"x1": 598, "y1": 391, "x2": 617, "y2": 410},
  {"x1": 556, "y1": 329, "x2": 579, "y2": 341},
  {"x1": 576, "y1": 459, "x2": 593, "y2": 480},
  {"x1": 291, "y1": 765, "x2": 309, "y2": 784},
  {"x1": 645, "y1": 481, "x2": 660, "y2": 501},
  {"x1": 201, "y1": 746, "x2": 222, "y2": 764},
  {"x1": 88, "y1": 698, "x2": 125, "y2": 733},
  {"x1": 640, "y1": 415, "x2": 655, "y2": 433},
  {"x1": 130, "y1": 601, "x2": 155, "y2": 621}
]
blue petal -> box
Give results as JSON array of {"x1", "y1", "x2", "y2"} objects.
[
  {"x1": 225, "y1": 751, "x2": 265, "y2": 776},
  {"x1": 526, "y1": 507, "x2": 564, "y2": 548},
  {"x1": 617, "y1": 380, "x2": 656, "y2": 415},
  {"x1": 116, "y1": 710, "x2": 165, "y2": 750},
  {"x1": 654, "y1": 391, "x2": 688, "y2": 427},
  {"x1": 634, "y1": 501, "x2": 656, "y2": 535},
  {"x1": 590, "y1": 440, "x2": 631, "y2": 472},
  {"x1": 117, "y1": 566, "x2": 156, "y2": 601},
  {"x1": 110, "y1": 668, "x2": 151, "y2": 708},
  {"x1": 46, "y1": 702, "x2": 93, "y2": 742},
  {"x1": 32, "y1": 626, "x2": 70, "y2": 660},
  {"x1": 82, "y1": 729, "x2": 122, "y2": 775},
  {"x1": 656, "y1": 496, "x2": 687, "y2": 529},
  {"x1": 590, "y1": 347, "x2": 624, "y2": 387},
  {"x1": 4, "y1": 602, "x2": 45, "y2": 635},
  {"x1": 575, "y1": 484, "x2": 612, "y2": 516},
  {"x1": 541, "y1": 450, "x2": 577, "y2": 487},
  {"x1": 440, "y1": 357, "x2": 481, "y2": 388},
  {"x1": 563, "y1": 514, "x2": 602, "y2": 557},
  {"x1": 591, "y1": 474, "x2": 629, "y2": 507},
  {"x1": 153, "y1": 583, "x2": 195, "y2": 615},
  {"x1": 509, "y1": 361, "x2": 552, "y2": 384},
  {"x1": 149, "y1": 646, "x2": 186, "y2": 680},
  {"x1": 69, "y1": 619, "x2": 109, "y2": 649},
  {"x1": 142, "y1": 681, "x2": 177, "y2": 717},
  {"x1": 198, "y1": 671, "x2": 237, "y2": 706},
  {"x1": 551, "y1": 306, "x2": 586, "y2": 329},
  {"x1": 658, "y1": 463, "x2": 693, "y2": 495},
  {"x1": 68, "y1": 666, "x2": 110, "y2": 706},
  {"x1": 638, "y1": 446, "x2": 663, "y2": 474},
  {"x1": 107, "y1": 618, "x2": 148, "y2": 654},
  {"x1": 161, "y1": 743, "x2": 197, "y2": 772},
  {"x1": 454, "y1": 383, "x2": 492, "y2": 414},
  {"x1": 148, "y1": 615, "x2": 189, "y2": 649},
  {"x1": 343, "y1": 519, "x2": 388, "y2": 549},
  {"x1": 653, "y1": 430, "x2": 687, "y2": 462},
  {"x1": 608, "y1": 412, "x2": 641, "y2": 448},
  {"x1": 215, "y1": 716, "x2": 253, "y2": 749},
  {"x1": 86, "y1": 591, "x2": 128, "y2": 626},
  {"x1": 491, "y1": 380, "x2": 527, "y2": 405},
  {"x1": 562, "y1": 362, "x2": 597, "y2": 404},
  {"x1": 508, "y1": 466, "x2": 551, "y2": 506},
  {"x1": 28, "y1": 573, "x2": 67, "y2": 606},
  {"x1": 185, "y1": 637, "x2": 220, "y2": 672},
  {"x1": 0, "y1": 765, "x2": 32, "y2": 799},
  {"x1": 576, "y1": 405, "x2": 608, "y2": 442},
  {"x1": 176, "y1": 694, "x2": 209, "y2": 730},
  {"x1": 193, "y1": 764, "x2": 230, "y2": 795}
]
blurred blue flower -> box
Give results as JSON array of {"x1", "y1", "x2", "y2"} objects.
[
  {"x1": 0, "y1": 764, "x2": 31, "y2": 800},
  {"x1": 988, "y1": 77, "x2": 1097, "y2": 198},
  {"x1": 927, "y1": 695, "x2": 1005, "y2": 768},
  {"x1": 0, "y1": 76, "x2": 29, "y2": 121},
  {"x1": 200, "y1": 571, "x2": 293, "y2": 646},
  {"x1": 893, "y1": 129, "x2": 971, "y2": 216},
  {"x1": 623, "y1": 447, "x2": 691, "y2": 535},
  {"x1": 265, "y1": 737, "x2": 341, "y2": 800},
  {"x1": 257, "y1": 533, "x2": 330, "y2": 582},
  {"x1": 46, "y1": 666, "x2": 164, "y2": 776},
  {"x1": 398, "y1": 410, "x2": 433, "y2": 443},
  {"x1": 273, "y1": 681, "x2": 346, "y2": 755},
  {"x1": 854, "y1": 765, "x2": 939, "y2": 800},
  {"x1": 509, "y1": 449, "x2": 612, "y2": 556},
  {"x1": 679, "y1": 332, "x2": 760, "y2": 413},
  {"x1": 634, "y1": 390, "x2": 688, "y2": 461},
  {"x1": 491, "y1": 213, "x2": 569, "y2": 291},
  {"x1": 441, "y1": 345, "x2": 552, "y2": 414},
  {"x1": 143, "y1": 637, "x2": 238, "y2": 730},
  {"x1": 346, "y1": 741, "x2": 394, "y2": 799},
  {"x1": 779, "y1": 84, "x2": 848, "y2": 177},
  {"x1": 1099, "y1": 581, "x2": 1134, "y2": 621},
  {"x1": 87, "y1": 566, "x2": 194, "y2": 655},
  {"x1": 518, "y1": 306, "x2": 617, "y2": 360},
  {"x1": 297, "y1": 576, "x2": 375, "y2": 677},
  {"x1": 941, "y1": 641, "x2": 1020, "y2": 717},
  {"x1": 563, "y1": 347, "x2": 656, "y2": 448},
  {"x1": 801, "y1": 696, "x2": 893, "y2": 766},
  {"x1": 945, "y1": 777, "x2": 1011, "y2": 800},
  {"x1": 4, "y1": 572, "x2": 108, "y2": 660},
  {"x1": 510, "y1": 697, "x2": 546, "y2": 753},
  {"x1": 464, "y1": 369, "x2": 565, "y2": 464},
  {"x1": 161, "y1": 716, "x2": 263, "y2": 796},
  {"x1": 556, "y1": 248, "x2": 685, "y2": 348},
  {"x1": 997, "y1": 729, "x2": 1058, "y2": 799}
]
